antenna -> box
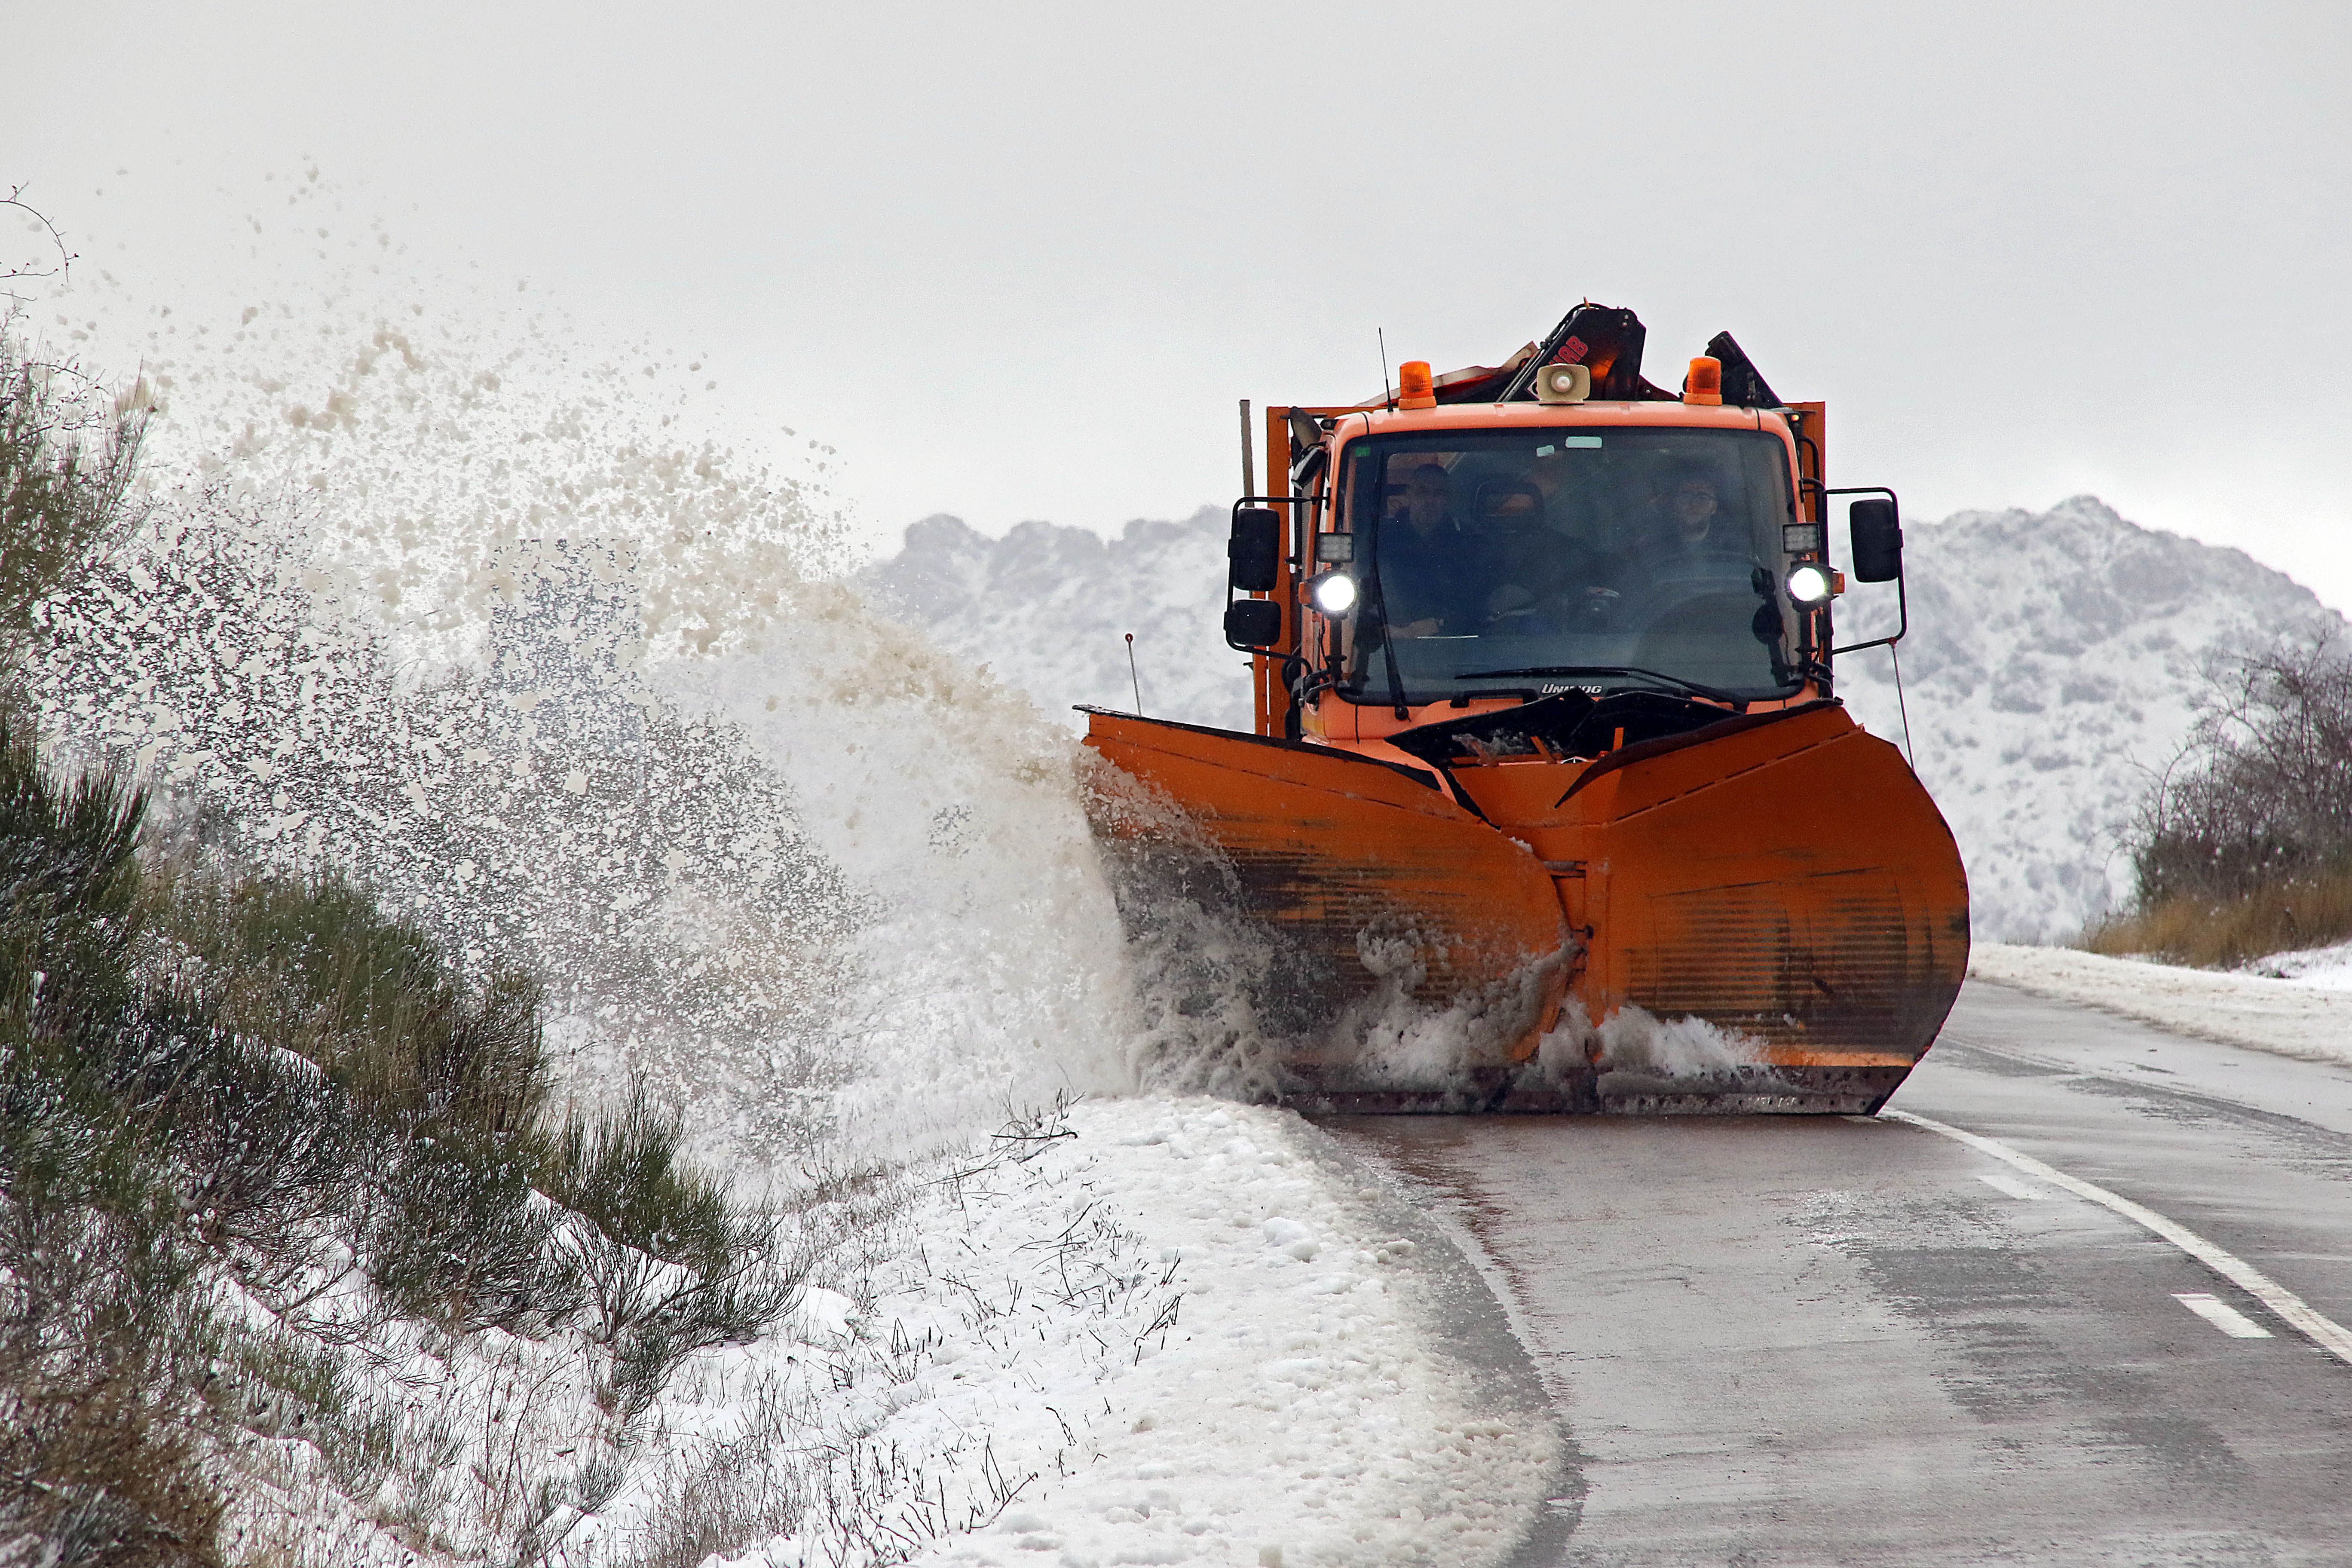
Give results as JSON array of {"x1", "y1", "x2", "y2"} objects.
[
  {"x1": 1378, "y1": 328, "x2": 1395, "y2": 411},
  {"x1": 1238, "y1": 399, "x2": 1254, "y2": 495},
  {"x1": 1125, "y1": 632, "x2": 1143, "y2": 714}
]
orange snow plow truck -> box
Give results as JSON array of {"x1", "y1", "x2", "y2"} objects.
[{"x1": 1082, "y1": 303, "x2": 1969, "y2": 1113}]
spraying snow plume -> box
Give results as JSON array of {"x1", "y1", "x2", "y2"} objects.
[{"x1": 15, "y1": 184, "x2": 1155, "y2": 1173}]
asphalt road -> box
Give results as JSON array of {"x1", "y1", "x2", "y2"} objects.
[{"x1": 1323, "y1": 977, "x2": 2352, "y2": 1567}]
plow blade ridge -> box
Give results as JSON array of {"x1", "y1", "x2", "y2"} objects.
[{"x1": 1081, "y1": 710, "x2": 1568, "y2": 1093}]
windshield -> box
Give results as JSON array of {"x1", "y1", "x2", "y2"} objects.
[{"x1": 1335, "y1": 426, "x2": 1802, "y2": 705}]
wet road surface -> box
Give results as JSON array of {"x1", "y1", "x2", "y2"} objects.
[{"x1": 1322, "y1": 978, "x2": 2352, "y2": 1566}]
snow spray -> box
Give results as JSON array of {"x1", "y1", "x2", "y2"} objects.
[{"x1": 13, "y1": 188, "x2": 1161, "y2": 1177}]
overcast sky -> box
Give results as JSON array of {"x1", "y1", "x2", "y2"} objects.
[{"x1": 9, "y1": 2, "x2": 2350, "y2": 603}]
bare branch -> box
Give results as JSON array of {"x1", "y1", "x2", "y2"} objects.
[{"x1": 2, "y1": 184, "x2": 75, "y2": 303}]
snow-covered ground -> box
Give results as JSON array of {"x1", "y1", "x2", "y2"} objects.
[
  {"x1": 1969, "y1": 943, "x2": 2352, "y2": 1068},
  {"x1": 680, "y1": 1099, "x2": 1558, "y2": 1568},
  {"x1": 2243, "y1": 940, "x2": 2352, "y2": 990},
  {"x1": 208, "y1": 1097, "x2": 1557, "y2": 1568}
]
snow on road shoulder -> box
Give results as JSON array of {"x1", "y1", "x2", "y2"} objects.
[
  {"x1": 682, "y1": 1096, "x2": 1559, "y2": 1568},
  {"x1": 948, "y1": 1098, "x2": 1560, "y2": 1568},
  {"x1": 1969, "y1": 943, "x2": 2352, "y2": 1067}
]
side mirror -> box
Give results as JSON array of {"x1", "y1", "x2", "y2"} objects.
[
  {"x1": 1225, "y1": 599, "x2": 1282, "y2": 648},
  {"x1": 1228, "y1": 508, "x2": 1281, "y2": 593},
  {"x1": 1849, "y1": 498, "x2": 1903, "y2": 583}
]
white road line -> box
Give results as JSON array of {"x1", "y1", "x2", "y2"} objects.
[
  {"x1": 1886, "y1": 1108, "x2": 2352, "y2": 1364},
  {"x1": 2175, "y1": 1292, "x2": 2274, "y2": 1338},
  {"x1": 1974, "y1": 1170, "x2": 2048, "y2": 1201}
]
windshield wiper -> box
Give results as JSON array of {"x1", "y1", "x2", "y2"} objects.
[{"x1": 1450, "y1": 665, "x2": 1744, "y2": 705}]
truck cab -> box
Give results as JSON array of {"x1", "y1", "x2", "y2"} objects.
[{"x1": 1269, "y1": 398, "x2": 1832, "y2": 761}]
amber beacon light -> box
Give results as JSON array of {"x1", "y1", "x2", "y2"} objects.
[
  {"x1": 1684, "y1": 356, "x2": 1723, "y2": 405},
  {"x1": 1397, "y1": 360, "x2": 1437, "y2": 410}
]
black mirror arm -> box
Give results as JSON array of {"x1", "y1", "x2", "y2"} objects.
[
  {"x1": 1823, "y1": 485, "x2": 1905, "y2": 655},
  {"x1": 1830, "y1": 569, "x2": 1906, "y2": 656}
]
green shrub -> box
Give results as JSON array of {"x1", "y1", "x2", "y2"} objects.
[
  {"x1": 0, "y1": 725, "x2": 224, "y2": 1563},
  {"x1": 0, "y1": 714, "x2": 801, "y2": 1553},
  {"x1": 161, "y1": 872, "x2": 550, "y2": 1141},
  {"x1": 0, "y1": 1240, "x2": 223, "y2": 1568},
  {"x1": 151, "y1": 870, "x2": 591, "y2": 1332},
  {"x1": 540, "y1": 1084, "x2": 739, "y2": 1275},
  {"x1": 542, "y1": 1087, "x2": 800, "y2": 1417},
  {"x1": 2, "y1": 318, "x2": 801, "y2": 1562},
  {"x1": 369, "y1": 1133, "x2": 583, "y2": 1333}
]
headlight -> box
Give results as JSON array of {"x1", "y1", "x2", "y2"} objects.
[
  {"x1": 1785, "y1": 562, "x2": 1836, "y2": 608},
  {"x1": 1308, "y1": 571, "x2": 1358, "y2": 615}
]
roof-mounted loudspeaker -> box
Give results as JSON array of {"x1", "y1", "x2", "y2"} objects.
[{"x1": 1534, "y1": 363, "x2": 1591, "y2": 404}]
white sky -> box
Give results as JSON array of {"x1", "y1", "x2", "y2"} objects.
[{"x1": 8, "y1": 2, "x2": 2350, "y2": 603}]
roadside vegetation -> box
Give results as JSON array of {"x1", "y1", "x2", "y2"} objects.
[
  {"x1": 2086, "y1": 631, "x2": 2352, "y2": 969},
  {"x1": 0, "y1": 324, "x2": 804, "y2": 1565}
]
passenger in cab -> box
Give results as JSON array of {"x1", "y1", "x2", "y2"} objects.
[{"x1": 1651, "y1": 467, "x2": 1743, "y2": 560}]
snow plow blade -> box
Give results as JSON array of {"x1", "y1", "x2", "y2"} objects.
[{"x1": 1083, "y1": 701, "x2": 1968, "y2": 1115}]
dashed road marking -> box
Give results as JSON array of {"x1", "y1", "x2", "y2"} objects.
[
  {"x1": 1975, "y1": 1170, "x2": 2048, "y2": 1201},
  {"x1": 2175, "y1": 1292, "x2": 2274, "y2": 1338},
  {"x1": 1888, "y1": 1108, "x2": 2352, "y2": 1364}
]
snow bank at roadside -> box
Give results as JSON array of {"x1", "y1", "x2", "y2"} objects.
[
  {"x1": 680, "y1": 1097, "x2": 1558, "y2": 1568},
  {"x1": 2244, "y1": 940, "x2": 2352, "y2": 990},
  {"x1": 1969, "y1": 943, "x2": 2352, "y2": 1067}
]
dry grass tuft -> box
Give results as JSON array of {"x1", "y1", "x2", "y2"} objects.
[{"x1": 2082, "y1": 868, "x2": 2352, "y2": 971}]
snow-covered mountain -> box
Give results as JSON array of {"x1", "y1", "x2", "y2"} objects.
[{"x1": 861, "y1": 497, "x2": 2339, "y2": 943}]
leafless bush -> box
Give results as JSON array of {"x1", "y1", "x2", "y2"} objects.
[
  {"x1": 2132, "y1": 629, "x2": 2352, "y2": 903},
  {"x1": 2094, "y1": 627, "x2": 2352, "y2": 963},
  {"x1": 621, "y1": 1393, "x2": 1037, "y2": 1568}
]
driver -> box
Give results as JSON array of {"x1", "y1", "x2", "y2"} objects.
[
  {"x1": 1501, "y1": 466, "x2": 1745, "y2": 635},
  {"x1": 1486, "y1": 513, "x2": 1626, "y2": 633},
  {"x1": 1377, "y1": 462, "x2": 1487, "y2": 637}
]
